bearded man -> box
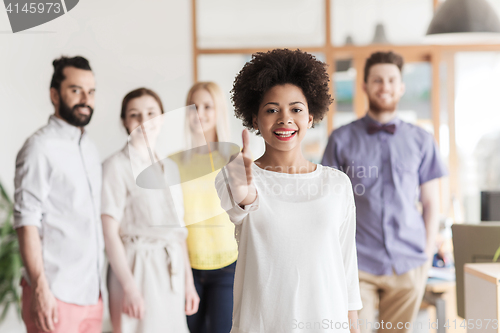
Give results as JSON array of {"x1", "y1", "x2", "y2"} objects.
[
  {"x1": 14, "y1": 56, "x2": 104, "y2": 333},
  {"x1": 322, "y1": 51, "x2": 447, "y2": 333}
]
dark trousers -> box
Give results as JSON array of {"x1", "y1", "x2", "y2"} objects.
[{"x1": 187, "y1": 261, "x2": 236, "y2": 333}]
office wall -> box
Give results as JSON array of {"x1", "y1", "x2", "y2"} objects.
[
  {"x1": 0, "y1": 0, "x2": 193, "y2": 197},
  {"x1": 0, "y1": 1, "x2": 192, "y2": 331}
]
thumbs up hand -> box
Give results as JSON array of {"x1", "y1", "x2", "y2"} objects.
[
  {"x1": 224, "y1": 129, "x2": 257, "y2": 207},
  {"x1": 240, "y1": 128, "x2": 254, "y2": 186}
]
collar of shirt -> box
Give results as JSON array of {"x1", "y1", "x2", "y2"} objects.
[
  {"x1": 362, "y1": 113, "x2": 401, "y2": 130},
  {"x1": 48, "y1": 115, "x2": 86, "y2": 142}
]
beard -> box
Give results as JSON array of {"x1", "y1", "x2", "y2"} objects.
[
  {"x1": 58, "y1": 95, "x2": 94, "y2": 127},
  {"x1": 367, "y1": 95, "x2": 399, "y2": 114}
]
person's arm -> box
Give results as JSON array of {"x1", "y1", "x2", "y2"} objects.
[
  {"x1": 101, "y1": 214, "x2": 144, "y2": 319},
  {"x1": 417, "y1": 133, "x2": 447, "y2": 260},
  {"x1": 228, "y1": 129, "x2": 256, "y2": 206},
  {"x1": 420, "y1": 179, "x2": 440, "y2": 259},
  {"x1": 16, "y1": 226, "x2": 58, "y2": 332},
  {"x1": 348, "y1": 310, "x2": 360, "y2": 333},
  {"x1": 216, "y1": 130, "x2": 259, "y2": 225},
  {"x1": 167, "y1": 155, "x2": 199, "y2": 315},
  {"x1": 183, "y1": 241, "x2": 199, "y2": 315},
  {"x1": 339, "y1": 176, "x2": 363, "y2": 325},
  {"x1": 101, "y1": 156, "x2": 146, "y2": 318},
  {"x1": 14, "y1": 141, "x2": 57, "y2": 332}
]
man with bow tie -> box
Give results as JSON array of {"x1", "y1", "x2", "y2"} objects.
[{"x1": 322, "y1": 51, "x2": 447, "y2": 333}]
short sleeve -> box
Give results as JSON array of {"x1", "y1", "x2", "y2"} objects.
[
  {"x1": 419, "y1": 133, "x2": 448, "y2": 185},
  {"x1": 215, "y1": 169, "x2": 258, "y2": 225},
  {"x1": 101, "y1": 156, "x2": 128, "y2": 222},
  {"x1": 339, "y1": 176, "x2": 363, "y2": 311},
  {"x1": 13, "y1": 140, "x2": 51, "y2": 229},
  {"x1": 321, "y1": 131, "x2": 341, "y2": 169}
]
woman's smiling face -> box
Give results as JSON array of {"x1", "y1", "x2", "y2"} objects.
[
  {"x1": 188, "y1": 88, "x2": 217, "y2": 135},
  {"x1": 254, "y1": 83, "x2": 313, "y2": 153},
  {"x1": 123, "y1": 95, "x2": 163, "y2": 144}
]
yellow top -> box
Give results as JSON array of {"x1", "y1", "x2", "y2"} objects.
[{"x1": 170, "y1": 150, "x2": 238, "y2": 270}]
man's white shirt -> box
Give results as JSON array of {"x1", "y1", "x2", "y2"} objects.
[{"x1": 14, "y1": 115, "x2": 104, "y2": 305}]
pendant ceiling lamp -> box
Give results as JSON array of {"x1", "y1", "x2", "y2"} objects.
[
  {"x1": 372, "y1": 23, "x2": 390, "y2": 44},
  {"x1": 425, "y1": 0, "x2": 500, "y2": 44}
]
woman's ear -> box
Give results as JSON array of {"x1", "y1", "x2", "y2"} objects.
[
  {"x1": 308, "y1": 115, "x2": 314, "y2": 129},
  {"x1": 252, "y1": 115, "x2": 258, "y2": 131}
]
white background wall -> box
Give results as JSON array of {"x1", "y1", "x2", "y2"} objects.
[
  {"x1": 3, "y1": 0, "x2": 500, "y2": 331},
  {"x1": 0, "y1": 0, "x2": 192, "y2": 331},
  {"x1": 0, "y1": 0, "x2": 193, "y2": 197}
]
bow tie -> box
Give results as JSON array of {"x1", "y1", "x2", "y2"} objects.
[{"x1": 367, "y1": 123, "x2": 396, "y2": 135}]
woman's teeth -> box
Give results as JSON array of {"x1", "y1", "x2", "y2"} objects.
[{"x1": 274, "y1": 131, "x2": 296, "y2": 137}]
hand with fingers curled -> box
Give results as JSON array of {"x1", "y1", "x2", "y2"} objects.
[
  {"x1": 31, "y1": 283, "x2": 59, "y2": 333},
  {"x1": 122, "y1": 284, "x2": 145, "y2": 320},
  {"x1": 184, "y1": 281, "x2": 200, "y2": 316}
]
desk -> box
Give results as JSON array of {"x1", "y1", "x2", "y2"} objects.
[{"x1": 464, "y1": 263, "x2": 500, "y2": 333}]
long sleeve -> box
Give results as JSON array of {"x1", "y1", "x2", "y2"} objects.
[
  {"x1": 14, "y1": 140, "x2": 51, "y2": 229},
  {"x1": 215, "y1": 169, "x2": 259, "y2": 225},
  {"x1": 339, "y1": 176, "x2": 363, "y2": 311}
]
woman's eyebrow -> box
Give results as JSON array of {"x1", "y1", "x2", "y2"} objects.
[
  {"x1": 263, "y1": 102, "x2": 279, "y2": 107},
  {"x1": 289, "y1": 101, "x2": 305, "y2": 106}
]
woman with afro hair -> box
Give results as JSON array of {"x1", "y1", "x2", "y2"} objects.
[{"x1": 215, "y1": 49, "x2": 362, "y2": 332}]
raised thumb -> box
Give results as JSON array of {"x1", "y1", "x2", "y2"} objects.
[{"x1": 241, "y1": 129, "x2": 250, "y2": 155}]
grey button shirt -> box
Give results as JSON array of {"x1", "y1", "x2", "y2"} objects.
[{"x1": 14, "y1": 115, "x2": 104, "y2": 305}]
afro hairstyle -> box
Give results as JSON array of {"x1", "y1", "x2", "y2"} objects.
[{"x1": 231, "y1": 49, "x2": 332, "y2": 133}]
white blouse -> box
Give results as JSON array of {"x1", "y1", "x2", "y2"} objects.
[{"x1": 216, "y1": 163, "x2": 362, "y2": 333}]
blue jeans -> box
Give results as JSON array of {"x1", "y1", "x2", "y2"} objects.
[{"x1": 187, "y1": 261, "x2": 236, "y2": 333}]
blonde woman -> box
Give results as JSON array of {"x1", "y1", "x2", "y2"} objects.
[
  {"x1": 101, "y1": 88, "x2": 199, "y2": 333},
  {"x1": 170, "y1": 82, "x2": 237, "y2": 333}
]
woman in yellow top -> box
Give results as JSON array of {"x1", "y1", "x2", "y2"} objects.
[{"x1": 170, "y1": 82, "x2": 238, "y2": 333}]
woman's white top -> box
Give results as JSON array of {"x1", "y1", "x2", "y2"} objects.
[
  {"x1": 216, "y1": 163, "x2": 362, "y2": 333},
  {"x1": 101, "y1": 145, "x2": 186, "y2": 240},
  {"x1": 101, "y1": 146, "x2": 189, "y2": 333}
]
